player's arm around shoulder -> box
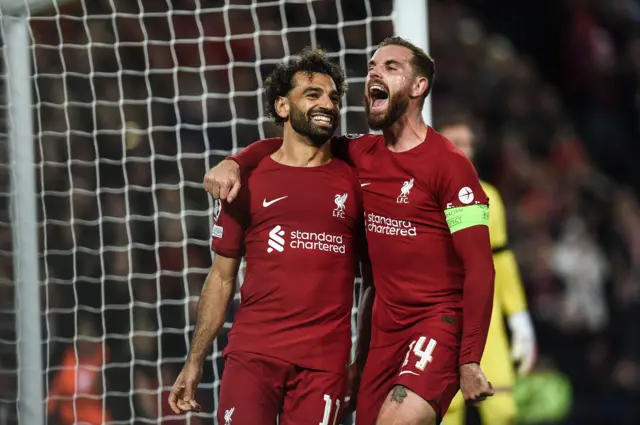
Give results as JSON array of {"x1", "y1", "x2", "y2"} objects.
[
  {"x1": 203, "y1": 137, "x2": 283, "y2": 202},
  {"x1": 332, "y1": 133, "x2": 381, "y2": 166}
]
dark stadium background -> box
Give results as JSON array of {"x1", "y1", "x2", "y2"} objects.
[{"x1": 0, "y1": 0, "x2": 639, "y2": 424}]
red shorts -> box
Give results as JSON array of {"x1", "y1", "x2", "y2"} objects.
[
  {"x1": 217, "y1": 351, "x2": 348, "y2": 425},
  {"x1": 355, "y1": 313, "x2": 461, "y2": 425}
]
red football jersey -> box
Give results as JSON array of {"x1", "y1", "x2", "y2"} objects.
[
  {"x1": 338, "y1": 130, "x2": 489, "y2": 345},
  {"x1": 210, "y1": 154, "x2": 363, "y2": 374}
]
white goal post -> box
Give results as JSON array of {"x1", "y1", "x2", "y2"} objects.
[
  {"x1": 2, "y1": 8, "x2": 44, "y2": 425},
  {"x1": 1, "y1": 1, "x2": 430, "y2": 424}
]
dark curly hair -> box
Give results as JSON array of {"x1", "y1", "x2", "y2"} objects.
[{"x1": 263, "y1": 47, "x2": 347, "y2": 126}]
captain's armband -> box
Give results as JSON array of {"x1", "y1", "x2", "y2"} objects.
[{"x1": 444, "y1": 204, "x2": 489, "y2": 234}]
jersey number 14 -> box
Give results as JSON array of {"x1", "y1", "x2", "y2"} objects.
[{"x1": 402, "y1": 336, "x2": 437, "y2": 371}]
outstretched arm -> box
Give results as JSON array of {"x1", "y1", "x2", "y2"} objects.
[{"x1": 202, "y1": 135, "x2": 366, "y2": 201}]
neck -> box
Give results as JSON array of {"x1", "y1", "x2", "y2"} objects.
[
  {"x1": 272, "y1": 125, "x2": 332, "y2": 167},
  {"x1": 383, "y1": 106, "x2": 428, "y2": 152}
]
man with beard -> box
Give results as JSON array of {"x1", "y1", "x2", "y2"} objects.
[
  {"x1": 168, "y1": 47, "x2": 369, "y2": 425},
  {"x1": 202, "y1": 37, "x2": 495, "y2": 425}
]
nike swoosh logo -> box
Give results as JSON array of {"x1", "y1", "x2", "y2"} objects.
[
  {"x1": 398, "y1": 370, "x2": 420, "y2": 376},
  {"x1": 263, "y1": 196, "x2": 288, "y2": 207},
  {"x1": 360, "y1": 183, "x2": 371, "y2": 187}
]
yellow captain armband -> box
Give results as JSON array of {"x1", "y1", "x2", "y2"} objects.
[{"x1": 444, "y1": 204, "x2": 489, "y2": 234}]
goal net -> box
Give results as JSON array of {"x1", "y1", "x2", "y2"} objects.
[{"x1": 1, "y1": 0, "x2": 400, "y2": 424}]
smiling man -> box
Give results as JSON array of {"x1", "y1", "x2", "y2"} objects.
[
  {"x1": 203, "y1": 37, "x2": 496, "y2": 425},
  {"x1": 168, "y1": 47, "x2": 370, "y2": 425}
]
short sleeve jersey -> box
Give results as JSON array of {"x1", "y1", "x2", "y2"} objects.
[
  {"x1": 336, "y1": 129, "x2": 489, "y2": 345},
  {"x1": 210, "y1": 154, "x2": 363, "y2": 374}
]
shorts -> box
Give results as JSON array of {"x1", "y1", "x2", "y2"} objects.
[
  {"x1": 355, "y1": 312, "x2": 461, "y2": 425},
  {"x1": 217, "y1": 351, "x2": 348, "y2": 425}
]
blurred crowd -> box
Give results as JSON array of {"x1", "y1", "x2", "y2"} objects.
[
  {"x1": 552, "y1": 0, "x2": 640, "y2": 193},
  {"x1": 0, "y1": 0, "x2": 638, "y2": 424},
  {"x1": 438, "y1": 1, "x2": 640, "y2": 423}
]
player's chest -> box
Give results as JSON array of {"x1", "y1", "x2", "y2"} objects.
[
  {"x1": 357, "y1": 166, "x2": 440, "y2": 222},
  {"x1": 247, "y1": 178, "x2": 359, "y2": 231}
]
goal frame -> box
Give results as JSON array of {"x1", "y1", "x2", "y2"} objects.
[
  {"x1": 2, "y1": 1, "x2": 431, "y2": 424},
  {"x1": 2, "y1": 4, "x2": 43, "y2": 425}
]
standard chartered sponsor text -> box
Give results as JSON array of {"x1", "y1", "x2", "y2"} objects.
[
  {"x1": 290, "y1": 230, "x2": 345, "y2": 253},
  {"x1": 367, "y1": 212, "x2": 417, "y2": 236}
]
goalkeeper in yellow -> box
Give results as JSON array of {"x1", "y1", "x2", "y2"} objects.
[{"x1": 438, "y1": 116, "x2": 537, "y2": 425}]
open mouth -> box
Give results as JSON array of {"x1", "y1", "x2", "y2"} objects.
[
  {"x1": 310, "y1": 113, "x2": 334, "y2": 127},
  {"x1": 368, "y1": 84, "x2": 389, "y2": 111}
]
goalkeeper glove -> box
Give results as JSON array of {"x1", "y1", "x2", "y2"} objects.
[{"x1": 508, "y1": 310, "x2": 537, "y2": 376}]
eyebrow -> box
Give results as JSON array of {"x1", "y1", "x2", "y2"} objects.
[
  {"x1": 302, "y1": 87, "x2": 339, "y2": 98},
  {"x1": 368, "y1": 58, "x2": 403, "y2": 67},
  {"x1": 302, "y1": 87, "x2": 322, "y2": 94}
]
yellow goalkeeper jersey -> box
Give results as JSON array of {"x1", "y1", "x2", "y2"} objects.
[
  {"x1": 477, "y1": 180, "x2": 528, "y2": 388},
  {"x1": 482, "y1": 181, "x2": 527, "y2": 318}
]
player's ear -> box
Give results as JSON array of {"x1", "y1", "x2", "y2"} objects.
[
  {"x1": 411, "y1": 76, "x2": 429, "y2": 100},
  {"x1": 274, "y1": 96, "x2": 290, "y2": 121}
]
